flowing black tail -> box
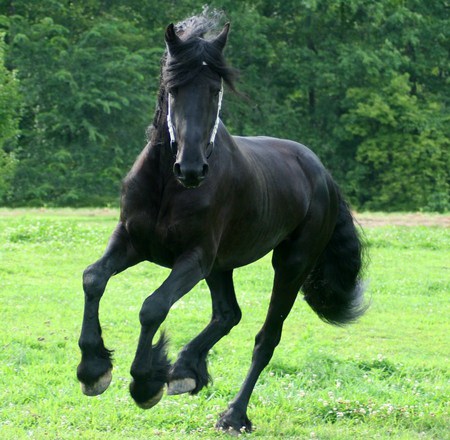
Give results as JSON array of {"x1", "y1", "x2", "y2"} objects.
[{"x1": 302, "y1": 196, "x2": 367, "y2": 325}]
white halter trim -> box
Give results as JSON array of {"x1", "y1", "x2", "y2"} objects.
[
  {"x1": 209, "y1": 80, "x2": 224, "y2": 145},
  {"x1": 167, "y1": 93, "x2": 176, "y2": 145},
  {"x1": 167, "y1": 76, "x2": 224, "y2": 151}
]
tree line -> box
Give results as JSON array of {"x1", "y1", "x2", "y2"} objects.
[{"x1": 0, "y1": 0, "x2": 448, "y2": 211}]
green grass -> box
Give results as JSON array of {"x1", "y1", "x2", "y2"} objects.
[{"x1": 0, "y1": 210, "x2": 449, "y2": 439}]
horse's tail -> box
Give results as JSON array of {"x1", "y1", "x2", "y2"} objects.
[{"x1": 302, "y1": 195, "x2": 368, "y2": 326}]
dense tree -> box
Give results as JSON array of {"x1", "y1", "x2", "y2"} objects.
[
  {"x1": 341, "y1": 73, "x2": 449, "y2": 210},
  {"x1": 0, "y1": 31, "x2": 20, "y2": 200},
  {"x1": 1, "y1": 1, "x2": 161, "y2": 205},
  {"x1": 0, "y1": 0, "x2": 448, "y2": 210},
  {"x1": 227, "y1": 0, "x2": 450, "y2": 211}
]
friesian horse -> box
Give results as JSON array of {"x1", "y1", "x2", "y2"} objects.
[{"x1": 77, "y1": 14, "x2": 366, "y2": 434}]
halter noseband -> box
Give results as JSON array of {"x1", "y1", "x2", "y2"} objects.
[{"x1": 167, "y1": 62, "x2": 224, "y2": 159}]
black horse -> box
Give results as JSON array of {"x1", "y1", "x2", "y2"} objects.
[{"x1": 77, "y1": 15, "x2": 366, "y2": 434}]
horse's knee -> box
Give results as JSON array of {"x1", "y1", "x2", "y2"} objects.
[
  {"x1": 83, "y1": 264, "x2": 108, "y2": 299},
  {"x1": 139, "y1": 295, "x2": 170, "y2": 327}
]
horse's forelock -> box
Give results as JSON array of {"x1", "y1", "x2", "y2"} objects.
[
  {"x1": 174, "y1": 8, "x2": 225, "y2": 41},
  {"x1": 163, "y1": 15, "x2": 237, "y2": 91}
]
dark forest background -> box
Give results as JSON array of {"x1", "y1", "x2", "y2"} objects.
[{"x1": 0, "y1": 0, "x2": 448, "y2": 211}]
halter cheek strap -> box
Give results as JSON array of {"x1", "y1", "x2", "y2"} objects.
[
  {"x1": 166, "y1": 92, "x2": 177, "y2": 155},
  {"x1": 209, "y1": 81, "x2": 224, "y2": 146},
  {"x1": 167, "y1": 72, "x2": 224, "y2": 158}
]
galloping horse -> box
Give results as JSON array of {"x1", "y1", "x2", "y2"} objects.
[{"x1": 77, "y1": 15, "x2": 366, "y2": 434}]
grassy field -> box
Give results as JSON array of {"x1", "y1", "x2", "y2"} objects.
[{"x1": 0, "y1": 210, "x2": 449, "y2": 439}]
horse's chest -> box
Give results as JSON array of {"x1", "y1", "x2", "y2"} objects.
[
  {"x1": 124, "y1": 205, "x2": 205, "y2": 267},
  {"x1": 154, "y1": 210, "x2": 205, "y2": 251},
  {"x1": 123, "y1": 211, "x2": 170, "y2": 265}
]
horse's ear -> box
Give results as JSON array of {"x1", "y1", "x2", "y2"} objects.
[
  {"x1": 212, "y1": 22, "x2": 230, "y2": 52},
  {"x1": 165, "y1": 23, "x2": 181, "y2": 52}
]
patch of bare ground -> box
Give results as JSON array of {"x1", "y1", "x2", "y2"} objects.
[{"x1": 354, "y1": 212, "x2": 450, "y2": 227}]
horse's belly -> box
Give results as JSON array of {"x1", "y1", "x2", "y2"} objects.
[
  {"x1": 215, "y1": 247, "x2": 272, "y2": 270},
  {"x1": 215, "y1": 226, "x2": 291, "y2": 270}
]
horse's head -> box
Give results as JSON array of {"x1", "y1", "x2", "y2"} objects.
[{"x1": 164, "y1": 22, "x2": 232, "y2": 188}]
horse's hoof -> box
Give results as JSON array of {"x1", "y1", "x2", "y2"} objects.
[
  {"x1": 216, "y1": 408, "x2": 252, "y2": 436},
  {"x1": 167, "y1": 378, "x2": 196, "y2": 395},
  {"x1": 80, "y1": 369, "x2": 112, "y2": 396},
  {"x1": 135, "y1": 386, "x2": 165, "y2": 409},
  {"x1": 217, "y1": 426, "x2": 242, "y2": 437}
]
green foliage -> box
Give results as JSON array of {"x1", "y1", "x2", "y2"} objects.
[
  {"x1": 0, "y1": 0, "x2": 448, "y2": 210},
  {"x1": 342, "y1": 73, "x2": 450, "y2": 211},
  {"x1": 2, "y1": 2, "x2": 158, "y2": 206},
  {"x1": 0, "y1": 33, "x2": 20, "y2": 200}
]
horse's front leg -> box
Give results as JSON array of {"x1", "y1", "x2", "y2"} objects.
[
  {"x1": 129, "y1": 249, "x2": 208, "y2": 409},
  {"x1": 77, "y1": 223, "x2": 141, "y2": 396}
]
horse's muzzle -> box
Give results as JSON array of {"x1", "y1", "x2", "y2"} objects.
[{"x1": 173, "y1": 161, "x2": 209, "y2": 188}]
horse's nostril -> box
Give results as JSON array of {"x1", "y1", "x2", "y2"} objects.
[
  {"x1": 173, "y1": 161, "x2": 208, "y2": 187},
  {"x1": 173, "y1": 163, "x2": 182, "y2": 178}
]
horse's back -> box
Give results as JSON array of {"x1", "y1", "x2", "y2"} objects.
[
  {"x1": 231, "y1": 135, "x2": 334, "y2": 205},
  {"x1": 232, "y1": 135, "x2": 327, "y2": 178}
]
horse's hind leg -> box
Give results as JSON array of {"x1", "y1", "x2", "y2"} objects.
[
  {"x1": 168, "y1": 270, "x2": 241, "y2": 395},
  {"x1": 216, "y1": 234, "x2": 326, "y2": 434},
  {"x1": 77, "y1": 223, "x2": 141, "y2": 396}
]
